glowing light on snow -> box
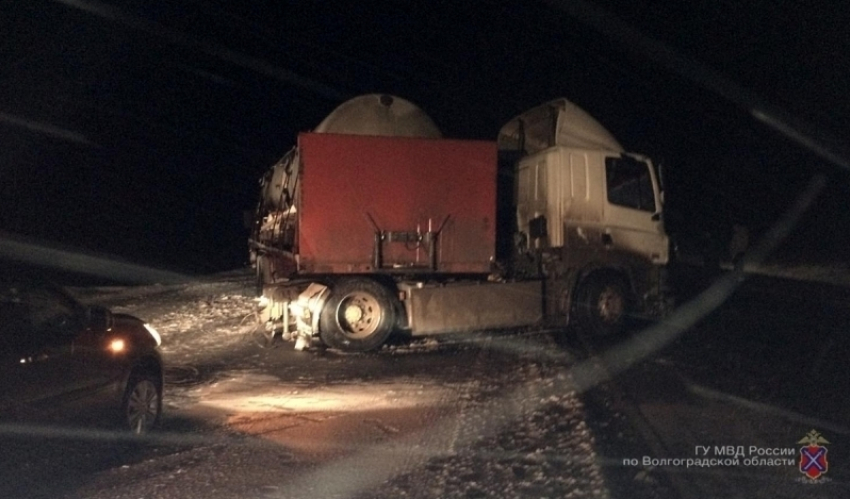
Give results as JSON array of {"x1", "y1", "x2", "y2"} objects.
[{"x1": 198, "y1": 378, "x2": 451, "y2": 413}]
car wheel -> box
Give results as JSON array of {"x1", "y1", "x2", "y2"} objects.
[
  {"x1": 122, "y1": 372, "x2": 162, "y2": 434},
  {"x1": 574, "y1": 271, "x2": 630, "y2": 339},
  {"x1": 319, "y1": 278, "x2": 397, "y2": 352}
]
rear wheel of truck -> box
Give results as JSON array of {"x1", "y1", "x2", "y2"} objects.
[
  {"x1": 574, "y1": 271, "x2": 630, "y2": 339},
  {"x1": 319, "y1": 278, "x2": 397, "y2": 352}
]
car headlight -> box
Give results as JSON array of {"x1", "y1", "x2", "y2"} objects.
[
  {"x1": 144, "y1": 323, "x2": 162, "y2": 346},
  {"x1": 108, "y1": 338, "x2": 127, "y2": 354}
]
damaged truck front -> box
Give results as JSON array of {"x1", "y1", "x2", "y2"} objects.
[{"x1": 249, "y1": 94, "x2": 671, "y2": 352}]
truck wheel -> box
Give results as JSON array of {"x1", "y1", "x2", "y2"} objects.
[
  {"x1": 319, "y1": 278, "x2": 397, "y2": 352},
  {"x1": 574, "y1": 272, "x2": 630, "y2": 338}
]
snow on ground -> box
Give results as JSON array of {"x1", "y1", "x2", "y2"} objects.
[
  {"x1": 59, "y1": 259, "x2": 850, "y2": 499},
  {"x1": 70, "y1": 271, "x2": 261, "y2": 361},
  {"x1": 354, "y1": 381, "x2": 611, "y2": 499},
  {"x1": 65, "y1": 269, "x2": 623, "y2": 499}
]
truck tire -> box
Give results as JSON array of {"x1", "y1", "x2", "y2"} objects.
[
  {"x1": 574, "y1": 271, "x2": 630, "y2": 338},
  {"x1": 319, "y1": 278, "x2": 397, "y2": 352}
]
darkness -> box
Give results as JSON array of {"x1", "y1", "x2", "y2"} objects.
[{"x1": 1, "y1": 0, "x2": 848, "y2": 276}]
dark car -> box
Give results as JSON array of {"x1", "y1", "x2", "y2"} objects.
[{"x1": 0, "y1": 275, "x2": 163, "y2": 434}]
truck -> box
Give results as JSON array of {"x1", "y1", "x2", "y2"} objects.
[{"x1": 249, "y1": 94, "x2": 671, "y2": 352}]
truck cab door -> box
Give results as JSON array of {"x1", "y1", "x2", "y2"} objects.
[{"x1": 602, "y1": 155, "x2": 669, "y2": 264}]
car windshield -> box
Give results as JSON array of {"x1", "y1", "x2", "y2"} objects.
[{"x1": 1, "y1": 2, "x2": 847, "y2": 498}]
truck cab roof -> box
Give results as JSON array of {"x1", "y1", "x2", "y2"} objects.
[{"x1": 497, "y1": 98, "x2": 624, "y2": 155}]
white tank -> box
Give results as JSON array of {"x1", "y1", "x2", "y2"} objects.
[
  {"x1": 313, "y1": 94, "x2": 442, "y2": 138},
  {"x1": 261, "y1": 95, "x2": 441, "y2": 209}
]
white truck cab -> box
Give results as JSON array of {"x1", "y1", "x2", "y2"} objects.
[{"x1": 499, "y1": 99, "x2": 671, "y2": 334}]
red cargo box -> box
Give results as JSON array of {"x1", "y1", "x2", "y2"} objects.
[{"x1": 297, "y1": 132, "x2": 497, "y2": 275}]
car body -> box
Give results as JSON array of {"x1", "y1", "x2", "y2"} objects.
[{"x1": 0, "y1": 275, "x2": 163, "y2": 433}]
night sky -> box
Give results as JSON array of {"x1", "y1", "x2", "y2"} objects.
[{"x1": 2, "y1": 0, "x2": 848, "y2": 277}]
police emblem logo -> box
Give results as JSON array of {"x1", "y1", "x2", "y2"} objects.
[{"x1": 798, "y1": 430, "x2": 829, "y2": 480}]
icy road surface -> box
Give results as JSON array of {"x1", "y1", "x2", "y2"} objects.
[
  {"x1": 32, "y1": 270, "x2": 632, "y2": 499},
  {"x1": 3, "y1": 266, "x2": 850, "y2": 498}
]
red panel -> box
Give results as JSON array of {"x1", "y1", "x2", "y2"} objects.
[{"x1": 297, "y1": 133, "x2": 497, "y2": 274}]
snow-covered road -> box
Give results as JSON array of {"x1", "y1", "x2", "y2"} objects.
[
  {"x1": 56, "y1": 270, "x2": 627, "y2": 499},
  {"x1": 4, "y1": 267, "x2": 850, "y2": 498}
]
